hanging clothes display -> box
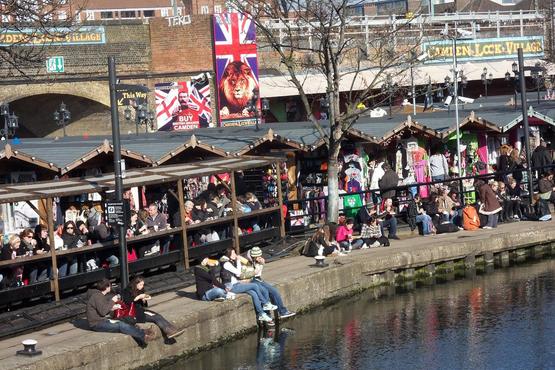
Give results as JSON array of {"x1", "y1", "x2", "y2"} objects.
[
  {"x1": 477, "y1": 133, "x2": 489, "y2": 175},
  {"x1": 414, "y1": 160, "x2": 430, "y2": 198}
]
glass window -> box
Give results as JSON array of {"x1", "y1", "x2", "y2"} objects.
[
  {"x1": 143, "y1": 10, "x2": 155, "y2": 17},
  {"x1": 120, "y1": 10, "x2": 137, "y2": 18},
  {"x1": 201, "y1": 5, "x2": 209, "y2": 14},
  {"x1": 176, "y1": 7, "x2": 183, "y2": 15},
  {"x1": 100, "y1": 11, "x2": 113, "y2": 19},
  {"x1": 58, "y1": 10, "x2": 67, "y2": 20},
  {"x1": 161, "y1": 8, "x2": 169, "y2": 17},
  {"x1": 214, "y1": 5, "x2": 222, "y2": 13},
  {"x1": 86, "y1": 10, "x2": 95, "y2": 21}
]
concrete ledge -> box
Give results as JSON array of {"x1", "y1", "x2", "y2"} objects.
[{"x1": 1, "y1": 221, "x2": 554, "y2": 370}]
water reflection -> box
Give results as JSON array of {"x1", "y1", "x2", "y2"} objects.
[{"x1": 161, "y1": 259, "x2": 555, "y2": 370}]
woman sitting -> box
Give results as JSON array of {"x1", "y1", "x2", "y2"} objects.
[
  {"x1": 335, "y1": 218, "x2": 364, "y2": 252},
  {"x1": 377, "y1": 198, "x2": 399, "y2": 240},
  {"x1": 303, "y1": 225, "x2": 342, "y2": 257},
  {"x1": 122, "y1": 276, "x2": 183, "y2": 340},
  {"x1": 507, "y1": 178, "x2": 522, "y2": 219},
  {"x1": 360, "y1": 216, "x2": 389, "y2": 248},
  {"x1": 220, "y1": 248, "x2": 276, "y2": 325}
]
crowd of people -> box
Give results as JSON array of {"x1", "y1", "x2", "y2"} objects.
[{"x1": 86, "y1": 246, "x2": 296, "y2": 346}]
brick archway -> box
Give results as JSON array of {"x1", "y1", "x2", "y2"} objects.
[{"x1": 1, "y1": 81, "x2": 110, "y2": 107}]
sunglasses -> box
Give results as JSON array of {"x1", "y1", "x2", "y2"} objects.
[{"x1": 66, "y1": 227, "x2": 74, "y2": 230}]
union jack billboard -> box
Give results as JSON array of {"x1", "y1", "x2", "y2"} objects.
[
  {"x1": 213, "y1": 13, "x2": 259, "y2": 127},
  {"x1": 154, "y1": 80, "x2": 212, "y2": 131}
]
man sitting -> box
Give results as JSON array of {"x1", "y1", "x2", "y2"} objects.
[
  {"x1": 194, "y1": 258, "x2": 229, "y2": 301},
  {"x1": 86, "y1": 278, "x2": 155, "y2": 346}
]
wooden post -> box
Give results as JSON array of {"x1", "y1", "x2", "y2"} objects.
[
  {"x1": 176, "y1": 179, "x2": 190, "y2": 269},
  {"x1": 230, "y1": 171, "x2": 240, "y2": 253},
  {"x1": 46, "y1": 198, "x2": 60, "y2": 302},
  {"x1": 275, "y1": 161, "x2": 286, "y2": 239}
]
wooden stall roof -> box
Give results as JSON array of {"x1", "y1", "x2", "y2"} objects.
[{"x1": 0, "y1": 156, "x2": 283, "y2": 204}]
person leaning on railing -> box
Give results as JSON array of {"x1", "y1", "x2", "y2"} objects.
[
  {"x1": 0, "y1": 235, "x2": 24, "y2": 287},
  {"x1": 19, "y1": 228, "x2": 45, "y2": 284}
]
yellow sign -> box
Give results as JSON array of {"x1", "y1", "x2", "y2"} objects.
[
  {"x1": 0, "y1": 26, "x2": 106, "y2": 46},
  {"x1": 422, "y1": 36, "x2": 543, "y2": 62}
]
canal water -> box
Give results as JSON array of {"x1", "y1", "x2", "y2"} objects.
[{"x1": 161, "y1": 259, "x2": 555, "y2": 370}]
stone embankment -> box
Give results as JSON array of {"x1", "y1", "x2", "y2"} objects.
[{"x1": 2, "y1": 221, "x2": 554, "y2": 370}]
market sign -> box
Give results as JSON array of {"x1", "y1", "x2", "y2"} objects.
[
  {"x1": 0, "y1": 26, "x2": 106, "y2": 46},
  {"x1": 115, "y1": 84, "x2": 149, "y2": 107},
  {"x1": 422, "y1": 36, "x2": 544, "y2": 63}
]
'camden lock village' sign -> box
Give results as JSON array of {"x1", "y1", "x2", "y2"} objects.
[
  {"x1": 422, "y1": 36, "x2": 544, "y2": 63},
  {"x1": 0, "y1": 26, "x2": 106, "y2": 46}
]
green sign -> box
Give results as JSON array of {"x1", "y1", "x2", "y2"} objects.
[{"x1": 46, "y1": 56, "x2": 64, "y2": 73}]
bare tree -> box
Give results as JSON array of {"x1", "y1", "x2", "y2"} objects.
[
  {"x1": 228, "y1": 0, "x2": 425, "y2": 222},
  {"x1": 0, "y1": 0, "x2": 82, "y2": 76}
]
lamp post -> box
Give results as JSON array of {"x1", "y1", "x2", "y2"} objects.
[
  {"x1": 517, "y1": 49, "x2": 534, "y2": 205},
  {"x1": 505, "y1": 61, "x2": 519, "y2": 110},
  {"x1": 0, "y1": 103, "x2": 19, "y2": 140},
  {"x1": 248, "y1": 88, "x2": 260, "y2": 131},
  {"x1": 531, "y1": 62, "x2": 543, "y2": 104},
  {"x1": 124, "y1": 103, "x2": 154, "y2": 135},
  {"x1": 53, "y1": 102, "x2": 71, "y2": 137},
  {"x1": 261, "y1": 98, "x2": 270, "y2": 123},
  {"x1": 382, "y1": 73, "x2": 396, "y2": 119},
  {"x1": 481, "y1": 67, "x2": 493, "y2": 99}
]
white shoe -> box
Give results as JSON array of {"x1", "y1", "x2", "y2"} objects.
[
  {"x1": 226, "y1": 292, "x2": 236, "y2": 300},
  {"x1": 370, "y1": 241, "x2": 381, "y2": 248},
  {"x1": 258, "y1": 313, "x2": 274, "y2": 324},
  {"x1": 361, "y1": 243, "x2": 369, "y2": 249},
  {"x1": 483, "y1": 226, "x2": 492, "y2": 229},
  {"x1": 263, "y1": 303, "x2": 278, "y2": 311}
]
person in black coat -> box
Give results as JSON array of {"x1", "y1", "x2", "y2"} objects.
[
  {"x1": 194, "y1": 258, "x2": 227, "y2": 301},
  {"x1": 531, "y1": 140, "x2": 552, "y2": 176},
  {"x1": 122, "y1": 276, "x2": 183, "y2": 340},
  {"x1": 378, "y1": 163, "x2": 399, "y2": 200}
]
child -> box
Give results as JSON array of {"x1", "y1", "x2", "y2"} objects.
[
  {"x1": 335, "y1": 218, "x2": 363, "y2": 252},
  {"x1": 360, "y1": 216, "x2": 390, "y2": 247}
]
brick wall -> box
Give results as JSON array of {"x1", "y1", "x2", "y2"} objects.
[{"x1": 149, "y1": 16, "x2": 215, "y2": 73}]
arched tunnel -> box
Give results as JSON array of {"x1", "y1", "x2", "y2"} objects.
[{"x1": 8, "y1": 94, "x2": 137, "y2": 138}]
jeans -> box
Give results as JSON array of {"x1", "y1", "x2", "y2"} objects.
[
  {"x1": 432, "y1": 175, "x2": 446, "y2": 182},
  {"x1": 58, "y1": 259, "x2": 78, "y2": 277},
  {"x1": 29, "y1": 266, "x2": 49, "y2": 284},
  {"x1": 229, "y1": 282, "x2": 270, "y2": 315},
  {"x1": 202, "y1": 287, "x2": 226, "y2": 301},
  {"x1": 381, "y1": 217, "x2": 398, "y2": 238},
  {"x1": 92, "y1": 319, "x2": 145, "y2": 343},
  {"x1": 251, "y1": 279, "x2": 287, "y2": 315},
  {"x1": 144, "y1": 310, "x2": 173, "y2": 336},
  {"x1": 416, "y1": 214, "x2": 433, "y2": 235},
  {"x1": 486, "y1": 213, "x2": 499, "y2": 228},
  {"x1": 338, "y1": 239, "x2": 363, "y2": 250}
]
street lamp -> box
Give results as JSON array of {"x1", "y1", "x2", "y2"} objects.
[
  {"x1": 382, "y1": 73, "x2": 397, "y2": 119},
  {"x1": 459, "y1": 70, "x2": 468, "y2": 100},
  {"x1": 261, "y1": 98, "x2": 270, "y2": 123},
  {"x1": 505, "y1": 62, "x2": 519, "y2": 110},
  {"x1": 531, "y1": 61, "x2": 543, "y2": 104},
  {"x1": 0, "y1": 103, "x2": 19, "y2": 140},
  {"x1": 481, "y1": 67, "x2": 493, "y2": 99},
  {"x1": 53, "y1": 102, "x2": 71, "y2": 137},
  {"x1": 124, "y1": 103, "x2": 155, "y2": 135},
  {"x1": 247, "y1": 88, "x2": 260, "y2": 131}
]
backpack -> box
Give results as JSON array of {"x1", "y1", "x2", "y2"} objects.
[{"x1": 462, "y1": 205, "x2": 480, "y2": 230}]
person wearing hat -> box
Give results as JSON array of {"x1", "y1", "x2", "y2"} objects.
[{"x1": 246, "y1": 247, "x2": 296, "y2": 320}]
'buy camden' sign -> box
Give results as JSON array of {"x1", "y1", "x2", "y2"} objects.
[{"x1": 422, "y1": 36, "x2": 544, "y2": 63}]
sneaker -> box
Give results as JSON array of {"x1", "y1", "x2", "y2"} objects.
[
  {"x1": 263, "y1": 303, "x2": 278, "y2": 311},
  {"x1": 226, "y1": 292, "x2": 236, "y2": 300},
  {"x1": 279, "y1": 311, "x2": 296, "y2": 319},
  {"x1": 166, "y1": 326, "x2": 186, "y2": 339},
  {"x1": 482, "y1": 226, "x2": 492, "y2": 229},
  {"x1": 361, "y1": 243, "x2": 369, "y2": 249},
  {"x1": 258, "y1": 313, "x2": 275, "y2": 324},
  {"x1": 214, "y1": 297, "x2": 226, "y2": 302},
  {"x1": 370, "y1": 241, "x2": 381, "y2": 248}
]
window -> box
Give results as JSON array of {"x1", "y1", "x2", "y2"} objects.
[
  {"x1": 176, "y1": 7, "x2": 183, "y2": 15},
  {"x1": 201, "y1": 5, "x2": 209, "y2": 14},
  {"x1": 100, "y1": 11, "x2": 113, "y2": 19},
  {"x1": 58, "y1": 0, "x2": 68, "y2": 4},
  {"x1": 214, "y1": 5, "x2": 222, "y2": 13},
  {"x1": 161, "y1": 8, "x2": 169, "y2": 17},
  {"x1": 120, "y1": 10, "x2": 137, "y2": 18},
  {"x1": 1, "y1": 15, "x2": 9, "y2": 23},
  {"x1": 143, "y1": 10, "x2": 155, "y2": 17},
  {"x1": 86, "y1": 10, "x2": 95, "y2": 21},
  {"x1": 58, "y1": 10, "x2": 67, "y2": 20}
]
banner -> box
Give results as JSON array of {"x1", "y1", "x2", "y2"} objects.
[
  {"x1": 212, "y1": 13, "x2": 260, "y2": 127},
  {"x1": 0, "y1": 26, "x2": 106, "y2": 46},
  {"x1": 154, "y1": 80, "x2": 212, "y2": 131},
  {"x1": 422, "y1": 36, "x2": 544, "y2": 63}
]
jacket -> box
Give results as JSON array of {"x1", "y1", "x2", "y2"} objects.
[
  {"x1": 86, "y1": 289, "x2": 114, "y2": 328},
  {"x1": 538, "y1": 177, "x2": 553, "y2": 195},
  {"x1": 478, "y1": 184, "x2": 502, "y2": 215},
  {"x1": 378, "y1": 170, "x2": 399, "y2": 199},
  {"x1": 531, "y1": 146, "x2": 552, "y2": 171},
  {"x1": 194, "y1": 265, "x2": 225, "y2": 299},
  {"x1": 122, "y1": 286, "x2": 148, "y2": 323},
  {"x1": 369, "y1": 162, "x2": 385, "y2": 190},
  {"x1": 429, "y1": 154, "x2": 449, "y2": 177}
]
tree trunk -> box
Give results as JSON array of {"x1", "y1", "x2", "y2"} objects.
[{"x1": 327, "y1": 141, "x2": 342, "y2": 223}]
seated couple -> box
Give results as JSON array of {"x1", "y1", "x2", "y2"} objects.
[{"x1": 194, "y1": 247, "x2": 295, "y2": 326}]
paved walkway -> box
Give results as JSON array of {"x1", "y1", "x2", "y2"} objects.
[{"x1": 1, "y1": 220, "x2": 552, "y2": 370}]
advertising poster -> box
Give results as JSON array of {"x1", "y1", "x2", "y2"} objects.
[
  {"x1": 212, "y1": 13, "x2": 260, "y2": 127},
  {"x1": 154, "y1": 80, "x2": 212, "y2": 131},
  {"x1": 422, "y1": 36, "x2": 544, "y2": 63}
]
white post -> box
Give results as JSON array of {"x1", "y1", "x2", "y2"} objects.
[
  {"x1": 411, "y1": 64, "x2": 416, "y2": 116},
  {"x1": 452, "y1": 38, "x2": 462, "y2": 177}
]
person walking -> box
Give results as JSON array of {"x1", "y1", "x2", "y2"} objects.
[{"x1": 429, "y1": 149, "x2": 449, "y2": 182}]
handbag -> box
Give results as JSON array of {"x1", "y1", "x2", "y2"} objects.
[{"x1": 113, "y1": 300, "x2": 136, "y2": 320}]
